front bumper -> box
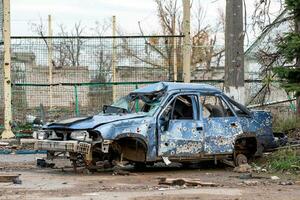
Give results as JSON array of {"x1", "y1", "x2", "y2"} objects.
[{"x1": 35, "y1": 140, "x2": 92, "y2": 154}]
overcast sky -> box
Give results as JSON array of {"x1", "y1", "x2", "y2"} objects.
[
  {"x1": 10, "y1": 0, "x2": 227, "y2": 36},
  {"x1": 11, "y1": 0, "x2": 160, "y2": 35},
  {"x1": 10, "y1": 0, "x2": 282, "y2": 40}
]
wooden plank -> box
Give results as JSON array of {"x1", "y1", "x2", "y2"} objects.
[
  {"x1": 158, "y1": 177, "x2": 218, "y2": 187},
  {"x1": 0, "y1": 174, "x2": 21, "y2": 184}
]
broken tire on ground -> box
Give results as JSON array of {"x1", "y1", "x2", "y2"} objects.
[
  {"x1": 234, "y1": 153, "x2": 248, "y2": 166},
  {"x1": 234, "y1": 134, "x2": 258, "y2": 166}
]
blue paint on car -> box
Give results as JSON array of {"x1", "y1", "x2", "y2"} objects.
[{"x1": 36, "y1": 82, "x2": 285, "y2": 166}]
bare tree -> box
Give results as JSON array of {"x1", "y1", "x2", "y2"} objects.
[
  {"x1": 252, "y1": 0, "x2": 285, "y2": 35},
  {"x1": 119, "y1": 0, "x2": 225, "y2": 81},
  {"x1": 154, "y1": 0, "x2": 225, "y2": 78},
  {"x1": 30, "y1": 20, "x2": 85, "y2": 67},
  {"x1": 55, "y1": 22, "x2": 85, "y2": 67},
  {"x1": 92, "y1": 19, "x2": 121, "y2": 83},
  {"x1": 247, "y1": 1, "x2": 293, "y2": 105}
]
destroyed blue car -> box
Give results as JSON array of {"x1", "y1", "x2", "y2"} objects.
[{"x1": 35, "y1": 82, "x2": 285, "y2": 169}]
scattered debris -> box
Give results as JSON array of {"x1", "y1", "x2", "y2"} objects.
[
  {"x1": 162, "y1": 157, "x2": 171, "y2": 165},
  {"x1": 112, "y1": 168, "x2": 131, "y2": 176},
  {"x1": 239, "y1": 173, "x2": 253, "y2": 179},
  {"x1": 94, "y1": 161, "x2": 112, "y2": 169},
  {"x1": 261, "y1": 168, "x2": 267, "y2": 172},
  {"x1": 0, "y1": 174, "x2": 22, "y2": 184},
  {"x1": 36, "y1": 158, "x2": 55, "y2": 168},
  {"x1": 158, "y1": 177, "x2": 218, "y2": 187},
  {"x1": 270, "y1": 176, "x2": 280, "y2": 180},
  {"x1": 233, "y1": 164, "x2": 252, "y2": 173},
  {"x1": 252, "y1": 166, "x2": 262, "y2": 171},
  {"x1": 279, "y1": 181, "x2": 294, "y2": 186},
  {"x1": 242, "y1": 180, "x2": 259, "y2": 186},
  {"x1": 221, "y1": 159, "x2": 235, "y2": 167},
  {"x1": 230, "y1": 174, "x2": 267, "y2": 180},
  {"x1": 251, "y1": 165, "x2": 268, "y2": 173},
  {"x1": 287, "y1": 128, "x2": 300, "y2": 141}
]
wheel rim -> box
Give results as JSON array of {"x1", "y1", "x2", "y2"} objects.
[{"x1": 235, "y1": 154, "x2": 248, "y2": 166}]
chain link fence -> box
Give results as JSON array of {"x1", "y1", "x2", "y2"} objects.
[
  {"x1": 5, "y1": 35, "x2": 182, "y2": 122},
  {"x1": 0, "y1": 34, "x2": 295, "y2": 125}
]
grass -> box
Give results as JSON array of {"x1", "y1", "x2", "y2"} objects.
[
  {"x1": 267, "y1": 148, "x2": 300, "y2": 172},
  {"x1": 273, "y1": 114, "x2": 300, "y2": 133},
  {"x1": 269, "y1": 113, "x2": 300, "y2": 172}
]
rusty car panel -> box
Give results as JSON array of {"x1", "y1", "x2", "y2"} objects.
[{"x1": 35, "y1": 82, "x2": 285, "y2": 169}]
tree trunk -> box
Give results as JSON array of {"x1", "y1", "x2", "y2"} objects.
[
  {"x1": 225, "y1": 0, "x2": 245, "y2": 103},
  {"x1": 295, "y1": 10, "x2": 300, "y2": 115}
]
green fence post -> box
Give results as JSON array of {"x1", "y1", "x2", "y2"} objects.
[
  {"x1": 74, "y1": 85, "x2": 80, "y2": 116},
  {"x1": 287, "y1": 94, "x2": 297, "y2": 112}
]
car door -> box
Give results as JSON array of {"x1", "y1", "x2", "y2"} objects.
[
  {"x1": 200, "y1": 93, "x2": 243, "y2": 154},
  {"x1": 158, "y1": 93, "x2": 204, "y2": 157}
]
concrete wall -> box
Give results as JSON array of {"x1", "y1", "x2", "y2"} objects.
[
  {"x1": 24, "y1": 66, "x2": 90, "y2": 108},
  {"x1": 114, "y1": 66, "x2": 169, "y2": 99}
]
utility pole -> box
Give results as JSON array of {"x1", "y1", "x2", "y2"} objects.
[
  {"x1": 112, "y1": 15, "x2": 117, "y2": 101},
  {"x1": 1, "y1": 0, "x2": 14, "y2": 138},
  {"x1": 225, "y1": 0, "x2": 245, "y2": 103},
  {"x1": 182, "y1": 0, "x2": 191, "y2": 83},
  {"x1": 48, "y1": 15, "x2": 53, "y2": 109},
  {"x1": 172, "y1": 14, "x2": 177, "y2": 82}
]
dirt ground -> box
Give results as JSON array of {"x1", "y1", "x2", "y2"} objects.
[{"x1": 0, "y1": 154, "x2": 300, "y2": 200}]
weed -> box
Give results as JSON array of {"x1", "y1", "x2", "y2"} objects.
[
  {"x1": 273, "y1": 114, "x2": 300, "y2": 133},
  {"x1": 267, "y1": 148, "x2": 300, "y2": 172}
]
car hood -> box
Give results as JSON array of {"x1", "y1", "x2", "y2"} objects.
[{"x1": 45, "y1": 113, "x2": 148, "y2": 130}]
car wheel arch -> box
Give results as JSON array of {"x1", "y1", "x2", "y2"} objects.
[
  {"x1": 112, "y1": 133, "x2": 148, "y2": 162},
  {"x1": 234, "y1": 132, "x2": 258, "y2": 160}
]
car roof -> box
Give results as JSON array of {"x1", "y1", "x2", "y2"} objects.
[{"x1": 132, "y1": 82, "x2": 222, "y2": 94}]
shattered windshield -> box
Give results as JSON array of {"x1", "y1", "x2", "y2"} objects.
[{"x1": 109, "y1": 92, "x2": 164, "y2": 115}]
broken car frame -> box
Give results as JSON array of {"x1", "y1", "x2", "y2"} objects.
[{"x1": 35, "y1": 82, "x2": 285, "y2": 171}]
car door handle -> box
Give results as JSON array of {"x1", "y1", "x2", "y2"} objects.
[{"x1": 196, "y1": 127, "x2": 203, "y2": 131}]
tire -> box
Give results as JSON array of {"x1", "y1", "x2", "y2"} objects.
[{"x1": 235, "y1": 153, "x2": 248, "y2": 166}]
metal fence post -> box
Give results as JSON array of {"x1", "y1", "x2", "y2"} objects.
[
  {"x1": 48, "y1": 15, "x2": 53, "y2": 109},
  {"x1": 74, "y1": 85, "x2": 80, "y2": 116},
  {"x1": 182, "y1": 0, "x2": 191, "y2": 83},
  {"x1": 135, "y1": 84, "x2": 139, "y2": 112},
  {"x1": 1, "y1": 0, "x2": 14, "y2": 139},
  {"x1": 112, "y1": 16, "x2": 117, "y2": 102}
]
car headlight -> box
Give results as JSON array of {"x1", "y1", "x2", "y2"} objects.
[
  {"x1": 70, "y1": 131, "x2": 91, "y2": 141},
  {"x1": 33, "y1": 130, "x2": 51, "y2": 140}
]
